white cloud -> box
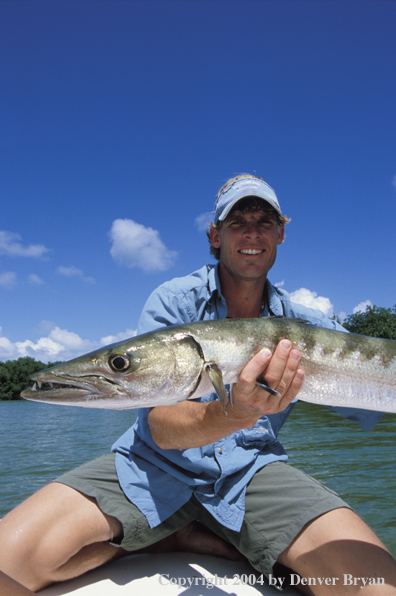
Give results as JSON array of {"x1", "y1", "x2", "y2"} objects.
[
  {"x1": 15, "y1": 337, "x2": 70, "y2": 360},
  {"x1": 109, "y1": 219, "x2": 177, "y2": 272},
  {"x1": 195, "y1": 212, "x2": 213, "y2": 232},
  {"x1": 0, "y1": 327, "x2": 17, "y2": 359},
  {"x1": 353, "y1": 299, "x2": 372, "y2": 314},
  {"x1": 36, "y1": 320, "x2": 56, "y2": 334},
  {"x1": 57, "y1": 266, "x2": 95, "y2": 284},
  {"x1": 100, "y1": 328, "x2": 137, "y2": 346},
  {"x1": 14, "y1": 329, "x2": 96, "y2": 362},
  {"x1": 274, "y1": 280, "x2": 285, "y2": 288},
  {"x1": 0, "y1": 231, "x2": 49, "y2": 258},
  {"x1": 0, "y1": 324, "x2": 138, "y2": 364},
  {"x1": 47, "y1": 327, "x2": 95, "y2": 352},
  {"x1": 289, "y1": 287, "x2": 334, "y2": 317},
  {"x1": 1, "y1": 272, "x2": 47, "y2": 288},
  {"x1": 28, "y1": 274, "x2": 45, "y2": 286},
  {"x1": 392, "y1": 174, "x2": 396, "y2": 190},
  {"x1": 0, "y1": 271, "x2": 17, "y2": 288}
]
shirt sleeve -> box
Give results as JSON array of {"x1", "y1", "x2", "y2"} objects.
[{"x1": 137, "y1": 286, "x2": 191, "y2": 334}]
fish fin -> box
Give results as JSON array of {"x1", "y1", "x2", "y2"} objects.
[
  {"x1": 204, "y1": 362, "x2": 229, "y2": 413},
  {"x1": 228, "y1": 383, "x2": 234, "y2": 408},
  {"x1": 256, "y1": 379, "x2": 281, "y2": 397}
]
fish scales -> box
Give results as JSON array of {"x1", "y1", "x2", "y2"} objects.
[{"x1": 21, "y1": 318, "x2": 396, "y2": 414}]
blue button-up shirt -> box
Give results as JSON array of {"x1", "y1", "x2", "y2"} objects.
[{"x1": 113, "y1": 264, "x2": 382, "y2": 532}]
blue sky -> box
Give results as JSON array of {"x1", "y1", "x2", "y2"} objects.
[{"x1": 1, "y1": 0, "x2": 395, "y2": 363}]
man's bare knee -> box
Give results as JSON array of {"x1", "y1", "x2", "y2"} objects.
[
  {"x1": 0, "y1": 482, "x2": 123, "y2": 591},
  {"x1": 278, "y1": 508, "x2": 396, "y2": 594}
]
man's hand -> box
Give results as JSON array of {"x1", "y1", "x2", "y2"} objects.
[
  {"x1": 228, "y1": 340, "x2": 304, "y2": 421},
  {"x1": 149, "y1": 340, "x2": 304, "y2": 450}
]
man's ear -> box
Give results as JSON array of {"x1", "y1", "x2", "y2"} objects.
[{"x1": 209, "y1": 227, "x2": 221, "y2": 248}]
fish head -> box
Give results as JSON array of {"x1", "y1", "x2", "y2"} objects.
[{"x1": 21, "y1": 329, "x2": 204, "y2": 409}]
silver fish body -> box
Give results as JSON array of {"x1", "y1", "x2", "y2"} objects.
[{"x1": 21, "y1": 318, "x2": 396, "y2": 413}]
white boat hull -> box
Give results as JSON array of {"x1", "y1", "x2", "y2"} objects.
[{"x1": 38, "y1": 552, "x2": 299, "y2": 595}]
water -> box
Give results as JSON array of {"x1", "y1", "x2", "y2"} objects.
[{"x1": 0, "y1": 400, "x2": 395, "y2": 558}]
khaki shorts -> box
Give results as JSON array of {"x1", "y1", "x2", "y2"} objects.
[{"x1": 56, "y1": 453, "x2": 349, "y2": 576}]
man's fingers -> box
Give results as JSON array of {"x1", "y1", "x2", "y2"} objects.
[
  {"x1": 264, "y1": 340, "x2": 300, "y2": 395},
  {"x1": 281, "y1": 367, "x2": 304, "y2": 404},
  {"x1": 234, "y1": 339, "x2": 305, "y2": 417},
  {"x1": 237, "y1": 348, "x2": 272, "y2": 395}
]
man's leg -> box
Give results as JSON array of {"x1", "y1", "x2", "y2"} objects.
[
  {"x1": 0, "y1": 453, "x2": 243, "y2": 593},
  {"x1": 0, "y1": 570, "x2": 35, "y2": 596},
  {"x1": 278, "y1": 507, "x2": 396, "y2": 595},
  {"x1": 197, "y1": 462, "x2": 396, "y2": 595},
  {"x1": 0, "y1": 482, "x2": 124, "y2": 592}
]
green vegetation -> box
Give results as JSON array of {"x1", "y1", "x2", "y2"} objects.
[
  {"x1": 341, "y1": 305, "x2": 396, "y2": 340},
  {"x1": 0, "y1": 357, "x2": 63, "y2": 401}
]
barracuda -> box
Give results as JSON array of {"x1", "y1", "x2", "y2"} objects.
[{"x1": 21, "y1": 318, "x2": 396, "y2": 414}]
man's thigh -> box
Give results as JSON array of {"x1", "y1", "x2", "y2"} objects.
[
  {"x1": 277, "y1": 506, "x2": 396, "y2": 583},
  {"x1": 198, "y1": 462, "x2": 349, "y2": 577},
  {"x1": 56, "y1": 452, "x2": 201, "y2": 551},
  {"x1": 0, "y1": 480, "x2": 118, "y2": 587}
]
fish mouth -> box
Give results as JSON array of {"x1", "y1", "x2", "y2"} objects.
[
  {"x1": 21, "y1": 376, "x2": 117, "y2": 401},
  {"x1": 22, "y1": 381, "x2": 95, "y2": 401}
]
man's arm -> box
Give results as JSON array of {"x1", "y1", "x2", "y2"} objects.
[{"x1": 149, "y1": 339, "x2": 304, "y2": 450}]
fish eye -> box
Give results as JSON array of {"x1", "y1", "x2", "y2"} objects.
[{"x1": 109, "y1": 354, "x2": 132, "y2": 372}]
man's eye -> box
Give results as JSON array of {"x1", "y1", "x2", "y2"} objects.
[{"x1": 260, "y1": 218, "x2": 276, "y2": 227}]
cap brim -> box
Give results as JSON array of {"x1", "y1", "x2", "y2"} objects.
[{"x1": 218, "y1": 195, "x2": 282, "y2": 221}]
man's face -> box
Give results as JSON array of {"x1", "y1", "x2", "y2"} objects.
[{"x1": 209, "y1": 207, "x2": 284, "y2": 283}]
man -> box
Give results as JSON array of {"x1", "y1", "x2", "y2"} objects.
[{"x1": 1, "y1": 174, "x2": 395, "y2": 594}]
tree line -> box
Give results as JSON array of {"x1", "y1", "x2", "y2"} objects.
[
  {"x1": 337, "y1": 304, "x2": 396, "y2": 339},
  {"x1": 0, "y1": 357, "x2": 63, "y2": 401},
  {"x1": 1, "y1": 304, "x2": 395, "y2": 400}
]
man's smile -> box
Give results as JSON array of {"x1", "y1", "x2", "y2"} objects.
[{"x1": 238, "y1": 248, "x2": 265, "y2": 255}]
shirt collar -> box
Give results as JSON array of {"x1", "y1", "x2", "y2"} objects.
[
  {"x1": 265, "y1": 279, "x2": 284, "y2": 316},
  {"x1": 208, "y1": 264, "x2": 283, "y2": 317},
  {"x1": 208, "y1": 263, "x2": 224, "y2": 301}
]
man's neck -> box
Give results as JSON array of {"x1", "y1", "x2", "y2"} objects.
[{"x1": 218, "y1": 265, "x2": 267, "y2": 319}]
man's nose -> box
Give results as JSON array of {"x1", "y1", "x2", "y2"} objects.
[{"x1": 244, "y1": 221, "x2": 261, "y2": 237}]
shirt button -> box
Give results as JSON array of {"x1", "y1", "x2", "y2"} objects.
[{"x1": 218, "y1": 448, "x2": 223, "y2": 455}]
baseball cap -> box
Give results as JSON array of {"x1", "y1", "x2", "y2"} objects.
[{"x1": 214, "y1": 176, "x2": 282, "y2": 224}]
